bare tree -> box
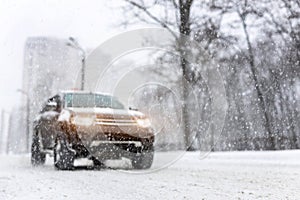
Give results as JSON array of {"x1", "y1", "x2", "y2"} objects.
[
  {"x1": 121, "y1": 0, "x2": 232, "y2": 150},
  {"x1": 235, "y1": 0, "x2": 275, "y2": 149},
  {"x1": 263, "y1": 0, "x2": 300, "y2": 148},
  {"x1": 122, "y1": 0, "x2": 196, "y2": 150}
]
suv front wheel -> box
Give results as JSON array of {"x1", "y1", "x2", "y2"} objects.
[
  {"x1": 54, "y1": 135, "x2": 75, "y2": 170},
  {"x1": 131, "y1": 144, "x2": 154, "y2": 169}
]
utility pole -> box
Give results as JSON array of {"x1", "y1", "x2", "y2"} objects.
[
  {"x1": 0, "y1": 110, "x2": 11, "y2": 154},
  {"x1": 17, "y1": 89, "x2": 30, "y2": 152},
  {"x1": 66, "y1": 37, "x2": 86, "y2": 90},
  {"x1": 0, "y1": 110, "x2": 4, "y2": 154},
  {"x1": 6, "y1": 113, "x2": 12, "y2": 154}
]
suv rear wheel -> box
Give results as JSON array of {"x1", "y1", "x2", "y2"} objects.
[
  {"x1": 31, "y1": 129, "x2": 46, "y2": 166},
  {"x1": 54, "y1": 136, "x2": 75, "y2": 170}
]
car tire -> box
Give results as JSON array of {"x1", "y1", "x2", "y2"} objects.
[
  {"x1": 31, "y1": 129, "x2": 46, "y2": 166},
  {"x1": 54, "y1": 136, "x2": 75, "y2": 170},
  {"x1": 131, "y1": 144, "x2": 154, "y2": 169}
]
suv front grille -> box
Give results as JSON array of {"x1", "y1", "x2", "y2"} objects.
[{"x1": 95, "y1": 117, "x2": 137, "y2": 126}]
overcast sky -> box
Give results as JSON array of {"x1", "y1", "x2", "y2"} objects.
[{"x1": 0, "y1": 0, "x2": 148, "y2": 113}]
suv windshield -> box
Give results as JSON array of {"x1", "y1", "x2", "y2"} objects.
[{"x1": 64, "y1": 93, "x2": 125, "y2": 109}]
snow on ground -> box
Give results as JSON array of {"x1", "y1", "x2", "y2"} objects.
[{"x1": 0, "y1": 150, "x2": 300, "y2": 200}]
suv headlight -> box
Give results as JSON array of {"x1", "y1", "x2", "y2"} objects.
[
  {"x1": 136, "y1": 118, "x2": 151, "y2": 128},
  {"x1": 71, "y1": 115, "x2": 94, "y2": 126}
]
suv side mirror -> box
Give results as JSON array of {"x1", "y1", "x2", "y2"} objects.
[
  {"x1": 46, "y1": 101, "x2": 58, "y2": 111},
  {"x1": 129, "y1": 106, "x2": 138, "y2": 111}
]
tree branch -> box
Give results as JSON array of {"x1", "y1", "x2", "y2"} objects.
[{"x1": 125, "y1": 0, "x2": 178, "y2": 39}]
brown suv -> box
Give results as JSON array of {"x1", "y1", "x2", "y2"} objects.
[{"x1": 31, "y1": 91, "x2": 155, "y2": 170}]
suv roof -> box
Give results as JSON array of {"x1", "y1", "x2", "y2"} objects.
[{"x1": 60, "y1": 90, "x2": 113, "y2": 96}]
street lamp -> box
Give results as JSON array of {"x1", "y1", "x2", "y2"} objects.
[
  {"x1": 66, "y1": 37, "x2": 86, "y2": 90},
  {"x1": 17, "y1": 89, "x2": 30, "y2": 153},
  {"x1": 1, "y1": 109, "x2": 12, "y2": 154}
]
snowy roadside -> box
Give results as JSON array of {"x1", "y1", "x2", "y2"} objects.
[{"x1": 0, "y1": 150, "x2": 299, "y2": 200}]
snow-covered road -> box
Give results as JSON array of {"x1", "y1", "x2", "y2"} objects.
[{"x1": 0, "y1": 151, "x2": 300, "y2": 200}]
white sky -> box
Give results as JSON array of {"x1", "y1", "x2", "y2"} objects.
[{"x1": 0, "y1": 0, "x2": 146, "y2": 113}]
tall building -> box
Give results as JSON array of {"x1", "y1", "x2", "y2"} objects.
[{"x1": 22, "y1": 37, "x2": 81, "y2": 150}]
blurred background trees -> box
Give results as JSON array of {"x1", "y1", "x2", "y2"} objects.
[{"x1": 121, "y1": 0, "x2": 300, "y2": 151}]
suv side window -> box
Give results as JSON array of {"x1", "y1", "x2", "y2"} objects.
[{"x1": 64, "y1": 93, "x2": 73, "y2": 107}]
